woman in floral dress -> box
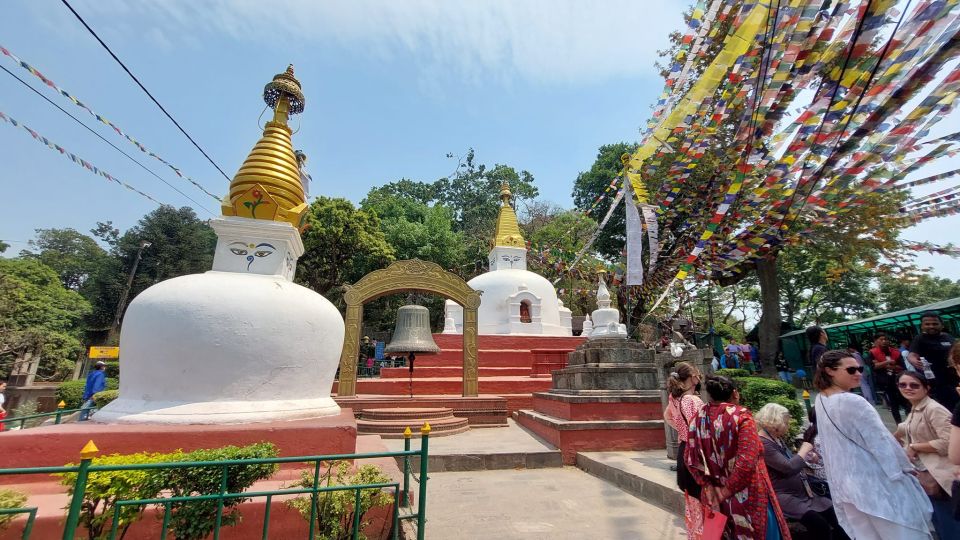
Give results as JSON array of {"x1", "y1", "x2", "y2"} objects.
[{"x1": 685, "y1": 375, "x2": 790, "y2": 540}]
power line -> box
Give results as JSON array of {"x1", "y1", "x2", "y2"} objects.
[
  {"x1": 0, "y1": 63, "x2": 215, "y2": 216},
  {"x1": 59, "y1": 0, "x2": 232, "y2": 183}
]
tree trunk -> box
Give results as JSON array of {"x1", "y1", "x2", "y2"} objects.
[{"x1": 756, "y1": 257, "x2": 781, "y2": 377}]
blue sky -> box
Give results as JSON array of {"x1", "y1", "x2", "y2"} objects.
[{"x1": 2, "y1": 0, "x2": 959, "y2": 279}]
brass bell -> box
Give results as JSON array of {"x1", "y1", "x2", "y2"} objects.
[{"x1": 384, "y1": 305, "x2": 440, "y2": 354}]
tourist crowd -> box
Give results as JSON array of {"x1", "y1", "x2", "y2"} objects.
[{"x1": 664, "y1": 311, "x2": 960, "y2": 539}]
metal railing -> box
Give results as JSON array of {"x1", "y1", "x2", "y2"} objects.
[
  {"x1": 0, "y1": 423, "x2": 432, "y2": 540},
  {"x1": 0, "y1": 405, "x2": 87, "y2": 431}
]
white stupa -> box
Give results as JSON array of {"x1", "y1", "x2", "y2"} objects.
[
  {"x1": 587, "y1": 273, "x2": 627, "y2": 339},
  {"x1": 442, "y1": 182, "x2": 573, "y2": 336},
  {"x1": 96, "y1": 66, "x2": 345, "y2": 425}
]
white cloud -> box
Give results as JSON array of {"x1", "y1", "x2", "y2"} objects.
[{"x1": 72, "y1": 0, "x2": 687, "y2": 85}]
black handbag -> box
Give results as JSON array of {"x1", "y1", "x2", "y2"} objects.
[
  {"x1": 808, "y1": 477, "x2": 831, "y2": 499},
  {"x1": 675, "y1": 398, "x2": 702, "y2": 499}
]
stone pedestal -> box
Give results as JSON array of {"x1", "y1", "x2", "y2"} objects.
[{"x1": 516, "y1": 338, "x2": 666, "y2": 464}]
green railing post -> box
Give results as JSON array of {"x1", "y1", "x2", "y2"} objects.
[
  {"x1": 416, "y1": 423, "x2": 430, "y2": 540},
  {"x1": 402, "y1": 427, "x2": 412, "y2": 507},
  {"x1": 213, "y1": 464, "x2": 228, "y2": 540},
  {"x1": 352, "y1": 488, "x2": 362, "y2": 539},
  {"x1": 63, "y1": 440, "x2": 98, "y2": 540},
  {"x1": 55, "y1": 400, "x2": 66, "y2": 425},
  {"x1": 802, "y1": 390, "x2": 812, "y2": 417}
]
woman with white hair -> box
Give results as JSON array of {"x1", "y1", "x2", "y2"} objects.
[{"x1": 756, "y1": 402, "x2": 848, "y2": 540}]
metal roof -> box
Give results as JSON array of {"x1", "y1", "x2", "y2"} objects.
[{"x1": 780, "y1": 297, "x2": 960, "y2": 339}]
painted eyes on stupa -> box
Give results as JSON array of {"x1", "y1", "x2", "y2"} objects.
[
  {"x1": 254, "y1": 250, "x2": 273, "y2": 257},
  {"x1": 230, "y1": 248, "x2": 248, "y2": 255}
]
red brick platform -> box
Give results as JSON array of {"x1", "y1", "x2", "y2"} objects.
[
  {"x1": 0, "y1": 411, "x2": 359, "y2": 482},
  {"x1": 335, "y1": 395, "x2": 509, "y2": 426}
]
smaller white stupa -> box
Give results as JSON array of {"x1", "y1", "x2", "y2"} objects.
[
  {"x1": 444, "y1": 182, "x2": 572, "y2": 336},
  {"x1": 587, "y1": 273, "x2": 627, "y2": 339}
]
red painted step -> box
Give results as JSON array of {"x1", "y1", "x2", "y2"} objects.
[
  {"x1": 378, "y1": 366, "x2": 531, "y2": 378},
  {"x1": 356, "y1": 408, "x2": 469, "y2": 438},
  {"x1": 332, "y1": 376, "x2": 553, "y2": 396}
]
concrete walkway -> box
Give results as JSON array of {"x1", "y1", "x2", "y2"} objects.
[
  {"x1": 383, "y1": 419, "x2": 563, "y2": 471},
  {"x1": 420, "y1": 467, "x2": 685, "y2": 540}
]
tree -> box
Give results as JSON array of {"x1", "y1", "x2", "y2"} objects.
[
  {"x1": 296, "y1": 197, "x2": 395, "y2": 309},
  {"x1": 570, "y1": 142, "x2": 635, "y2": 261},
  {"x1": 876, "y1": 274, "x2": 960, "y2": 313},
  {"x1": 0, "y1": 258, "x2": 90, "y2": 379},
  {"x1": 20, "y1": 228, "x2": 109, "y2": 290},
  {"x1": 433, "y1": 149, "x2": 538, "y2": 267},
  {"x1": 83, "y1": 207, "x2": 217, "y2": 332}
]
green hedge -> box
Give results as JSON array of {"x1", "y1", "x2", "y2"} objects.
[
  {"x1": 92, "y1": 390, "x2": 119, "y2": 409},
  {"x1": 56, "y1": 378, "x2": 118, "y2": 409},
  {"x1": 715, "y1": 368, "x2": 750, "y2": 378},
  {"x1": 733, "y1": 376, "x2": 803, "y2": 440},
  {"x1": 59, "y1": 442, "x2": 278, "y2": 539}
]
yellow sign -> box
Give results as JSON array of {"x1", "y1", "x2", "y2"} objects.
[{"x1": 89, "y1": 346, "x2": 119, "y2": 359}]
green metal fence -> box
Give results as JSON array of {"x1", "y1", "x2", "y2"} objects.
[
  {"x1": 0, "y1": 423, "x2": 432, "y2": 540},
  {"x1": 0, "y1": 406, "x2": 86, "y2": 431}
]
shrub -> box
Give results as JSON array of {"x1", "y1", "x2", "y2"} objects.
[
  {"x1": 58, "y1": 442, "x2": 278, "y2": 540},
  {"x1": 56, "y1": 378, "x2": 118, "y2": 409},
  {"x1": 0, "y1": 488, "x2": 28, "y2": 530},
  {"x1": 715, "y1": 368, "x2": 750, "y2": 379},
  {"x1": 735, "y1": 376, "x2": 803, "y2": 441},
  {"x1": 103, "y1": 361, "x2": 120, "y2": 379},
  {"x1": 92, "y1": 390, "x2": 119, "y2": 409},
  {"x1": 59, "y1": 451, "x2": 170, "y2": 539},
  {"x1": 287, "y1": 460, "x2": 394, "y2": 540},
  {"x1": 161, "y1": 443, "x2": 279, "y2": 540}
]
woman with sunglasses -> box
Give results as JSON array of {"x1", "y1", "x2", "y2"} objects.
[
  {"x1": 814, "y1": 350, "x2": 932, "y2": 540},
  {"x1": 893, "y1": 371, "x2": 957, "y2": 538}
]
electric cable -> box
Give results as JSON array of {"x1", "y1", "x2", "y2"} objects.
[{"x1": 59, "y1": 0, "x2": 232, "y2": 182}]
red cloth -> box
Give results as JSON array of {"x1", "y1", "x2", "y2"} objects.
[
  {"x1": 868, "y1": 346, "x2": 904, "y2": 374},
  {"x1": 684, "y1": 403, "x2": 791, "y2": 540},
  {"x1": 0, "y1": 410, "x2": 5, "y2": 432}
]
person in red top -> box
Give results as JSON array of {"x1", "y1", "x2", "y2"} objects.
[{"x1": 867, "y1": 333, "x2": 910, "y2": 423}]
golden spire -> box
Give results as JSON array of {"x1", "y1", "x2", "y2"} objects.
[
  {"x1": 221, "y1": 65, "x2": 310, "y2": 230},
  {"x1": 493, "y1": 181, "x2": 525, "y2": 248}
]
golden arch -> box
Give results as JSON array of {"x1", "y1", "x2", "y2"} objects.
[{"x1": 337, "y1": 259, "x2": 482, "y2": 397}]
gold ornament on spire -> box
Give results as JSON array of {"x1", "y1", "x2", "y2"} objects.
[
  {"x1": 493, "y1": 181, "x2": 525, "y2": 248},
  {"x1": 221, "y1": 65, "x2": 309, "y2": 230}
]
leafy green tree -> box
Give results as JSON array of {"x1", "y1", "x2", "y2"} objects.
[
  {"x1": 83, "y1": 207, "x2": 217, "y2": 332},
  {"x1": 0, "y1": 258, "x2": 90, "y2": 379},
  {"x1": 570, "y1": 142, "x2": 635, "y2": 261},
  {"x1": 0, "y1": 240, "x2": 9, "y2": 253},
  {"x1": 297, "y1": 197, "x2": 395, "y2": 308},
  {"x1": 361, "y1": 187, "x2": 466, "y2": 272},
  {"x1": 876, "y1": 274, "x2": 960, "y2": 313},
  {"x1": 20, "y1": 228, "x2": 108, "y2": 290},
  {"x1": 433, "y1": 149, "x2": 538, "y2": 267}
]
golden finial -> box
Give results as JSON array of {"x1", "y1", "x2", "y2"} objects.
[
  {"x1": 421, "y1": 422, "x2": 432, "y2": 435},
  {"x1": 493, "y1": 181, "x2": 525, "y2": 248},
  {"x1": 80, "y1": 440, "x2": 99, "y2": 460},
  {"x1": 499, "y1": 180, "x2": 512, "y2": 204},
  {"x1": 222, "y1": 65, "x2": 310, "y2": 230},
  {"x1": 403, "y1": 426, "x2": 412, "y2": 439},
  {"x1": 58, "y1": 400, "x2": 66, "y2": 409}
]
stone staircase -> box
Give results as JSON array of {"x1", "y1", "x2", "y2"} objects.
[{"x1": 356, "y1": 408, "x2": 469, "y2": 438}]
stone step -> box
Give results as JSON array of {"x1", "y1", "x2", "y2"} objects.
[
  {"x1": 378, "y1": 366, "x2": 531, "y2": 378},
  {"x1": 333, "y1": 376, "x2": 553, "y2": 397},
  {"x1": 359, "y1": 407, "x2": 455, "y2": 421},
  {"x1": 575, "y1": 451, "x2": 684, "y2": 516},
  {"x1": 356, "y1": 409, "x2": 469, "y2": 438}
]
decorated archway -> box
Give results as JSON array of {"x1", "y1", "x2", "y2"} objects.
[{"x1": 337, "y1": 259, "x2": 482, "y2": 397}]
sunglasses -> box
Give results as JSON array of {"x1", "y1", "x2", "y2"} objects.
[
  {"x1": 832, "y1": 366, "x2": 864, "y2": 375},
  {"x1": 898, "y1": 382, "x2": 922, "y2": 390}
]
